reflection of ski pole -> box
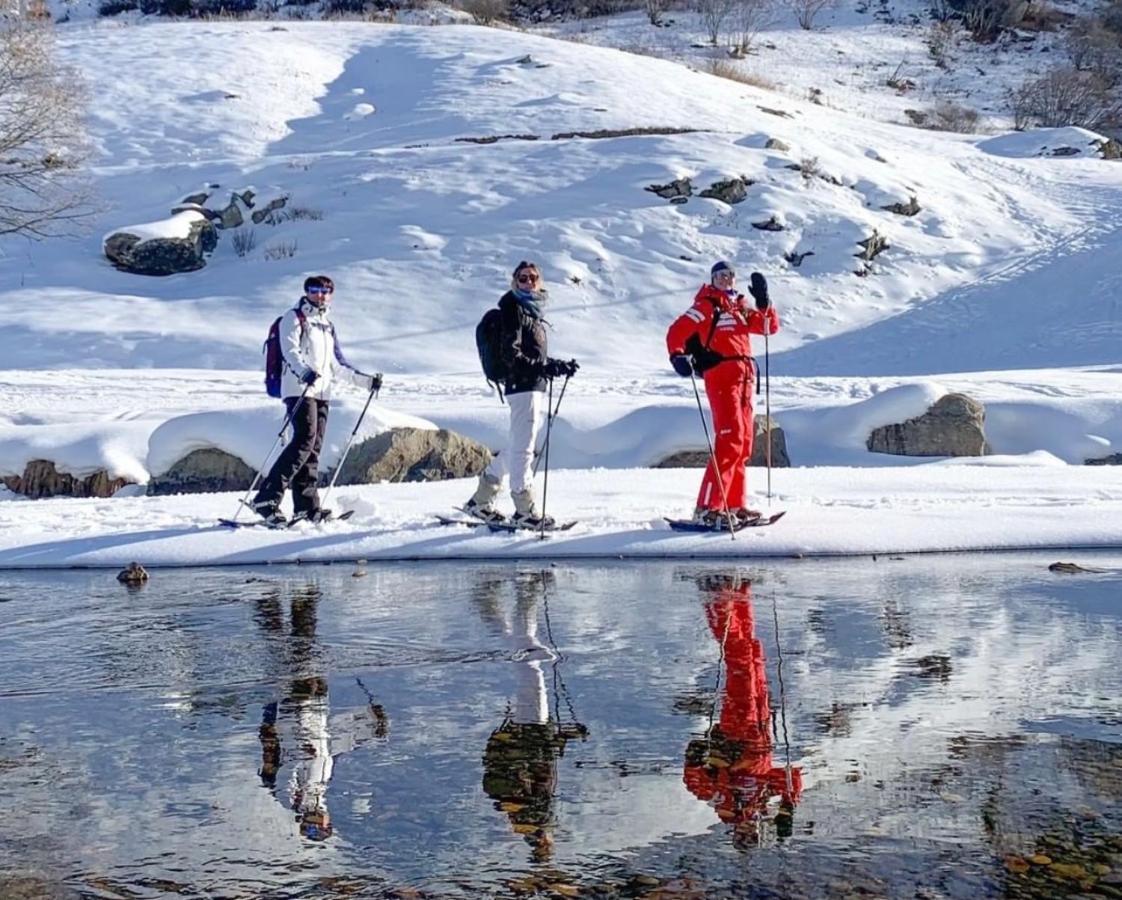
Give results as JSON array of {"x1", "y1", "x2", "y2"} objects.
[
  {"x1": 540, "y1": 570, "x2": 588, "y2": 741},
  {"x1": 770, "y1": 588, "x2": 794, "y2": 798},
  {"x1": 355, "y1": 676, "x2": 389, "y2": 738}
]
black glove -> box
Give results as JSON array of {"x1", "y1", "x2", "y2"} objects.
[
  {"x1": 670, "y1": 354, "x2": 693, "y2": 378},
  {"x1": 748, "y1": 272, "x2": 770, "y2": 311},
  {"x1": 300, "y1": 369, "x2": 319, "y2": 386},
  {"x1": 361, "y1": 372, "x2": 383, "y2": 392},
  {"x1": 560, "y1": 359, "x2": 580, "y2": 377}
]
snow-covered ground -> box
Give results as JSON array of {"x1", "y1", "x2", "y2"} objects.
[{"x1": 1, "y1": 19, "x2": 1119, "y2": 566}]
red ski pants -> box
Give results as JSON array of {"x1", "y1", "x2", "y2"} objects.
[{"x1": 696, "y1": 362, "x2": 754, "y2": 511}]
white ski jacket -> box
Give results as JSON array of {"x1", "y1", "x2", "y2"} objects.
[{"x1": 279, "y1": 298, "x2": 370, "y2": 400}]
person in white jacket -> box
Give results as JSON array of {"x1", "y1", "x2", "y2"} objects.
[{"x1": 252, "y1": 275, "x2": 381, "y2": 525}]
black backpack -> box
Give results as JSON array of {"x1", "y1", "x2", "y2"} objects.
[{"x1": 476, "y1": 306, "x2": 507, "y2": 402}]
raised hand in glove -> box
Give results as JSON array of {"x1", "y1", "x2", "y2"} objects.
[
  {"x1": 748, "y1": 272, "x2": 770, "y2": 311},
  {"x1": 361, "y1": 372, "x2": 383, "y2": 393},
  {"x1": 559, "y1": 359, "x2": 580, "y2": 378},
  {"x1": 670, "y1": 354, "x2": 693, "y2": 378},
  {"x1": 300, "y1": 369, "x2": 319, "y2": 386}
]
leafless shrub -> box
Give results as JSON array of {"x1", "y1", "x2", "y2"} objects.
[
  {"x1": 1065, "y1": 18, "x2": 1122, "y2": 86},
  {"x1": 695, "y1": 0, "x2": 737, "y2": 43},
  {"x1": 461, "y1": 0, "x2": 509, "y2": 23},
  {"x1": 705, "y1": 59, "x2": 776, "y2": 89},
  {"x1": 1017, "y1": 1, "x2": 1069, "y2": 32},
  {"x1": 926, "y1": 20, "x2": 957, "y2": 68},
  {"x1": 263, "y1": 239, "x2": 298, "y2": 260},
  {"x1": 799, "y1": 155, "x2": 819, "y2": 181},
  {"x1": 929, "y1": 99, "x2": 981, "y2": 131},
  {"x1": 262, "y1": 205, "x2": 324, "y2": 225},
  {"x1": 958, "y1": 0, "x2": 1022, "y2": 41},
  {"x1": 728, "y1": 0, "x2": 777, "y2": 53},
  {"x1": 0, "y1": 21, "x2": 94, "y2": 239},
  {"x1": 1011, "y1": 66, "x2": 1121, "y2": 129},
  {"x1": 787, "y1": 0, "x2": 833, "y2": 30},
  {"x1": 231, "y1": 228, "x2": 256, "y2": 257},
  {"x1": 645, "y1": 0, "x2": 671, "y2": 24}
]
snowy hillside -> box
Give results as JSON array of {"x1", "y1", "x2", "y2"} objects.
[{"x1": 0, "y1": 18, "x2": 1120, "y2": 562}]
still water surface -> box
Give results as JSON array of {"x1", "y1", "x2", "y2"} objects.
[{"x1": 1, "y1": 554, "x2": 1120, "y2": 899}]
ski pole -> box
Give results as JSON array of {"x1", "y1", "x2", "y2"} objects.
[
  {"x1": 233, "y1": 384, "x2": 312, "y2": 521},
  {"x1": 321, "y1": 381, "x2": 380, "y2": 510},
  {"x1": 764, "y1": 320, "x2": 772, "y2": 505},
  {"x1": 539, "y1": 378, "x2": 554, "y2": 541},
  {"x1": 532, "y1": 373, "x2": 570, "y2": 476},
  {"x1": 689, "y1": 371, "x2": 737, "y2": 540}
]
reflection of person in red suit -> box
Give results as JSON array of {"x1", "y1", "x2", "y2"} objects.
[{"x1": 684, "y1": 575, "x2": 802, "y2": 847}]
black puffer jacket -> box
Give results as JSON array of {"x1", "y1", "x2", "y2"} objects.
[{"x1": 498, "y1": 291, "x2": 549, "y2": 395}]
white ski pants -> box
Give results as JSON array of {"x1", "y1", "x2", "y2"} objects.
[{"x1": 483, "y1": 390, "x2": 546, "y2": 495}]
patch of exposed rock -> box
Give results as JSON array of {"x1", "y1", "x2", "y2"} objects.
[
  {"x1": 147, "y1": 448, "x2": 255, "y2": 495},
  {"x1": 867, "y1": 393, "x2": 988, "y2": 457},
  {"x1": 103, "y1": 210, "x2": 218, "y2": 276},
  {"x1": 653, "y1": 416, "x2": 789, "y2": 468},
  {"x1": 334, "y1": 428, "x2": 491, "y2": 484},
  {"x1": 2, "y1": 460, "x2": 133, "y2": 499}
]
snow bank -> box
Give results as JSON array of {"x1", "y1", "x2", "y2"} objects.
[
  {"x1": 0, "y1": 421, "x2": 152, "y2": 483},
  {"x1": 146, "y1": 400, "x2": 437, "y2": 476}
]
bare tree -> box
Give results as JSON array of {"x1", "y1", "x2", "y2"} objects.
[
  {"x1": 1011, "y1": 66, "x2": 1121, "y2": 130},
  {"x1": 729, "y1": 0, "x2": 776, "y2": 54},
  {"x1": 695, "y1": 0, "x2": 737, "y2": 43},
  {"x1": 787, "y1": 0, "x2": 832, "y2": 30},
  {"x1": 0, "y1": 20, "x2": 92, "y2": 239}
]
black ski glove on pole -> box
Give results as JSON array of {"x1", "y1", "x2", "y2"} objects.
[{"x1": 749, "y1": 272, "x2": 770, "y2": 311}]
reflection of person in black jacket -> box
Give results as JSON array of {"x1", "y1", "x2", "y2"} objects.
[
  {"x1": 476, "y1": 570, "x2": 584, "y2": 863},
  {"x1": 684, "y1": 574, "x2": 802, "y2": 849},
  {"x1": 465, "y1": 261, "x2": 578, "y2": 529}
]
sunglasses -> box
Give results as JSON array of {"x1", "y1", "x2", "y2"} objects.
[
  {"x1": 714, "y1": 271, "x2": 736, "y2": 280},
  {"x1": 516, "y1": 273, "x2": 540, "y2": 284},
  {"x1": 307, "y1": 287, "x2": 333, "y2": 295}
]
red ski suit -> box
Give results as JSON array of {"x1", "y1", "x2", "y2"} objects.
[
  {"x1": 683, "y1": 581, "x2": 802, "y2": 837},
  {"x1": 666, "y1": 285, "x2": 780, "y2": 511}
]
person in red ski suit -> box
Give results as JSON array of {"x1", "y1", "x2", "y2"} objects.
[
  {"x1": 684, "y1": 574, "x2": 802, "y2": 848},
  {"x1": 666, "y1": 262, "x2": 779, "y2": 526}
]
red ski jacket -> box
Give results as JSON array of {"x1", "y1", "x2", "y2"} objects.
[{"x1": 666, "y1": 284, "x2": 779, "y2": 371}]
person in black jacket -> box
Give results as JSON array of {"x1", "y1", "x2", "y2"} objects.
[{"x1": 464, "y1": 261, "x2": 578, "y2": 528}]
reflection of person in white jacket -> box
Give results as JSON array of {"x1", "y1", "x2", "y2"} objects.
[
  {"x1": 252, "y1": 274, "x2": 382, "y2": 525},
  {"x1": 255, "y1": 581, "x2": 389, "y2": 842}
]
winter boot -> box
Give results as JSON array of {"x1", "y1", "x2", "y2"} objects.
[
  {"x1": 692, "y1": 507, "x2": 721, "y2": 528},
  {"x1": 250, "y1": 498, "x2": 287, "y2": 527},
  {"x1": 733, "y1": 507, "x2": 762, "y2": 524},
  {"x1": 512, "y1": 488, "x2": 555, "y2": 529},
  {"x1": 464, "y1": 473, "x2": 505, "y2": 523}
]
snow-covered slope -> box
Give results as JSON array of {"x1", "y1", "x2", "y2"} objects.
[{"x1": 12, "y1": 21, "x2": 1115, "y2": 379}]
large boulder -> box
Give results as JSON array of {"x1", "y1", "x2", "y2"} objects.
[
  {"x1": 2, "y1": 459, "x2": 133, "y2": 498},
  {"x1": 1085, "y1": 452, "x2": 1122, "y2": 465},
  {"x1": 103, "y1": 210, "x2": 218, "y2": 276},
  {"x1": 867, "y1": 393, "x2": 988, "y2": 457},
  {"x1": 653, "y1": 416, "x2": 790, "y2": 468},
  {"x1": 334, "y1": 428, "x2": 491, "y2": 484},
  {"x1": 147, "y1": 448, "x2": 255, "y2": 495}
]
